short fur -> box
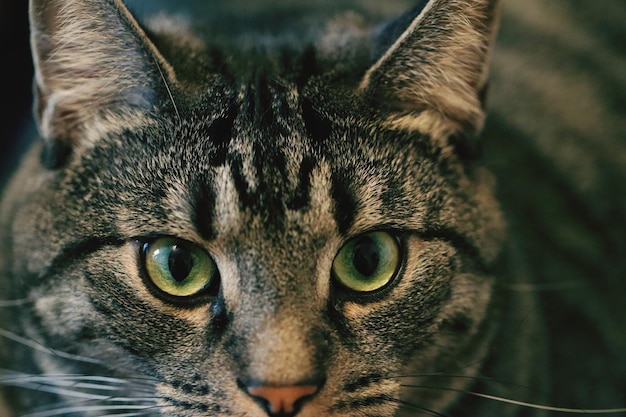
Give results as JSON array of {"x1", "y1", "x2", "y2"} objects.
[{"x1": 1, "y1": 0, "x2": 625, "y2": 416}]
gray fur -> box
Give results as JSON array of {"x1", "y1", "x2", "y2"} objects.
[{"x1": 1, "y1": 0, "x2": 625, "y2": 416}]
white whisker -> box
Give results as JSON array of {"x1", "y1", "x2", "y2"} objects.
[
  {"x1": 99, "y1": 414, "x2": 145, "y2": 417},
  {"x1": 1, "y1": 371, "x2": 158, "y2": 407},
  {"x1": 21, "y1": 404, "x2": 157, "y2": 417},
  {"x1": 4, "y1": 381, "x2": 109, "y2": 401},
  {"x1": 465, "y1": 391, "x2": 626, "y2": 414},
  {"x1": 2, "y1": 372, "x2": 130, "y2": 388},
  {"x1": 391, "y1": 372, "x2": 538, "y2": 392},
  {"x1": 0, "y1": 329, "x2": 101, "y2": 364},
  {"x1": 391, "y1": 398, "x2": 451, "y2": 417},
  {"x1": 402, "y1": 384, "x2": 626, "y2": 414},
  {"x1": 153, "y1": 57, "x2": 180, "y2": 120}
]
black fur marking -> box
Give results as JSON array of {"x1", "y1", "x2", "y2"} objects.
[
  {"x1": 43, "y1": 235, "x2": 125, "y2": 280},
  {"x1": 206, "y1": 105, "x2": 238, "y2": 167},
  {"x1": 331, "y1": 170, "x2": 358, "y2": 235},
  {"x1": 286, "y1": 156, "x2": 315, "y2": 211},
  {"x1": 251, "y1": 74, "x2": 273, "y2": 128},
  {"x1": 229, "y1": 154, "x2": 252, "y2": 208},
  {"x1": 163, "y1": 396, "x2": 224, "y2": 413},
  {"x1": 294, "y1": 47, "x2": 322, "y2": 87},
  {"x1": 301, "y1": 98, "x2": 332, "y2": 145},
  {"x1": 228, "y1": 153, "x2": 286, "y2": 230},
  {"x1": 343, "y1": 374, "x2": 383, "y2": 393},
  {"x1": 326, "y1": 292, "x2": 358, "y2": 347},
  {"x1": 333, "y1": 394, "x2": 391, "y2": 411},
  {"x1": 228, "y1": 75, "x2": 322, "y2": 226},
  {"x1": 210, "y1": 293, "x2": 230, "y2": 334},
  {"x1": 421, "y1": 228, "x2": 488, "y2": 272},
  {"x1": 379, "y1": 172, "x2": 405, "y2": 214},
  {"x1": 189, "y1": 180, "x2": 217, "y2": 241},
  {"x1": 228, "y1": 146, "x2": 316, "y2": 222},
  {"x1": 174, "y1": 379, "x2": 211, "y2": 396}
]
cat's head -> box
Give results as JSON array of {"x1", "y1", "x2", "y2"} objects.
[{"x1": 1, "y1": 0, "x2": 504, "y2": 415}]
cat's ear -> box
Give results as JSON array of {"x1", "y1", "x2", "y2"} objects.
[
  {"x1": 29, "y1": 0, "x2": 177, "y2": 167},
  {"x1": 360, "y1": 0, "x2": 500, "y2": 140}
]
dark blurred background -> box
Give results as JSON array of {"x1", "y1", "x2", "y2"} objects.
[{"x1": 0, "y1": 1, "x2": 33, "y2": 185}]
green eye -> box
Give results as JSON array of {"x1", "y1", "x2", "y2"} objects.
[
  {"x1": 332, "y1": 231, "x2": 401, "y2": 293},
  {"x1": 143, "y1": 237, "x2": 217, "y2": 298}
]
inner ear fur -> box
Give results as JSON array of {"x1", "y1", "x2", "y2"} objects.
[
  {"x1": 29, "y1": 0, "x2": 178, "y2": 160},
  {"x1": 360, "y1": 0, "x2": 501, "y2": 139}
]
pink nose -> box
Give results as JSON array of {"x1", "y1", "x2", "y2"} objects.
[{"x1": 246, "y1": 384, "x2": 320, "y2": 415}]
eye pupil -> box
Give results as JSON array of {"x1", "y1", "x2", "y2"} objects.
[
  {"x1": 352, "y1": 237, "x2": 380, "y2": 277},
  {"x1": 168, "y1": 246, "x2": 194, "y2": 282}
]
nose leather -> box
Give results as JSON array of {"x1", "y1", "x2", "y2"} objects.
[{"x1": 246, "y1": 385, "x2": 319, "y2": 415}]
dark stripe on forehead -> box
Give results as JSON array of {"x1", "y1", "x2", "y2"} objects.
[
  {"x1": 301, "y1": 98, "x2": 332, "y2": 146},
  {"x1": 240, "y1": 73, "x2": 294, "y2": 137},
  {"x1": 286, "y1": 156, "x2": 316, "y2": 211},
  {"x1": 229, "y1": 153, "x2": 287, "y2": 230},
  {"x1": 331, "y1": 170, "x2": 358, "y2": 235},
  {"x1": 190, "y1": 179, "x2": 217, "y2": 242},
  {"x1": 206, "y1": 105, "x2": 238, "y2": 167},
  {"x1": 219, "y1": 75, "x2": 317, "y2": 228},
  {"x1": 246, "y1": 73, "x2": 272, "y2": 128},
  {"x1": 228, "y1": 149, "x2": 316, "y2": 229}
]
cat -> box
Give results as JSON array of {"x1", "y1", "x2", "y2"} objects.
[{"x1": 1, "y1": 0, "x2": 625, "y2": 416}]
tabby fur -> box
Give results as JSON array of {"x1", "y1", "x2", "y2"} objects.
[{"x1": 0, "y1": 0, "x2": 624, "y2": 416}]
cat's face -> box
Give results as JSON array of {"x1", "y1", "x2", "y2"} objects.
[{"x1": 0, "y1": 0, "x2": 505, "y2": 416}]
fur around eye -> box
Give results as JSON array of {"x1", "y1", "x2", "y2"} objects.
[
  {"x1": 332, "y1": 231, "x2": 401, "y2": 293},
  {"x1": 143, "y1": 237, "x2": 218, "y2": 298}
]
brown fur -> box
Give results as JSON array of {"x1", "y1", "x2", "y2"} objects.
[{"x1": 1, "y1": 0, "x2": 625, "y2": 416}]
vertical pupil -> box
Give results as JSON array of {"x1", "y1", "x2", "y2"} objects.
[
  {"x1": 352, "y1": 237, "x2": 380, "y2": 277},
  {"x1": 168, "y1": 246, "x2": 194, "y2": 282}
]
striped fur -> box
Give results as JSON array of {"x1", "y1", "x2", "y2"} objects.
[{"x1": 1, "y1": 0, "x2": 624, "y2": 416}]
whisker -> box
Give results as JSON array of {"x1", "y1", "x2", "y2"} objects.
[
  {"x1": 4, "y1": 380, "x2": 155, "y2": 403},
  {"x1": 1, "y1": 371, "x2": 157, "y2": 395},
  {"x1": 21, "y1": 404, "x2": 159, "y2": 417},
  {"x1": 0, "y1": 371, "x2": 159, "y2": 416},
  {"x1": 152, "y1": 56, "x2": 180, "y2": 120},
  {"x1": 464, "y1": 391, "x2": 626, "y2": 415},
  {"x1": 99, "y1": 412, "x2": 161, "y2": 417},
  {"x1": 391, "y1": 398, "x2": 451, "y2": 417},
  {"x1": 99, "y1": 414, "x2": 148, "y2": 417},
  {"x1": 0, "y1": 329, "x2": 100, "y2": 364},
  {"x1": 25, "y1": 396, "x2": 161, "y2": 415},
  {"x1": 402, "y1": 384, "x2": 626, "y2": 414},
  {"x1": 389, "y1": 372, "x2": 539, "y2": 392},
  {"x1": 2, "y1": 372, "x2": 137, "y2": 387}
]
